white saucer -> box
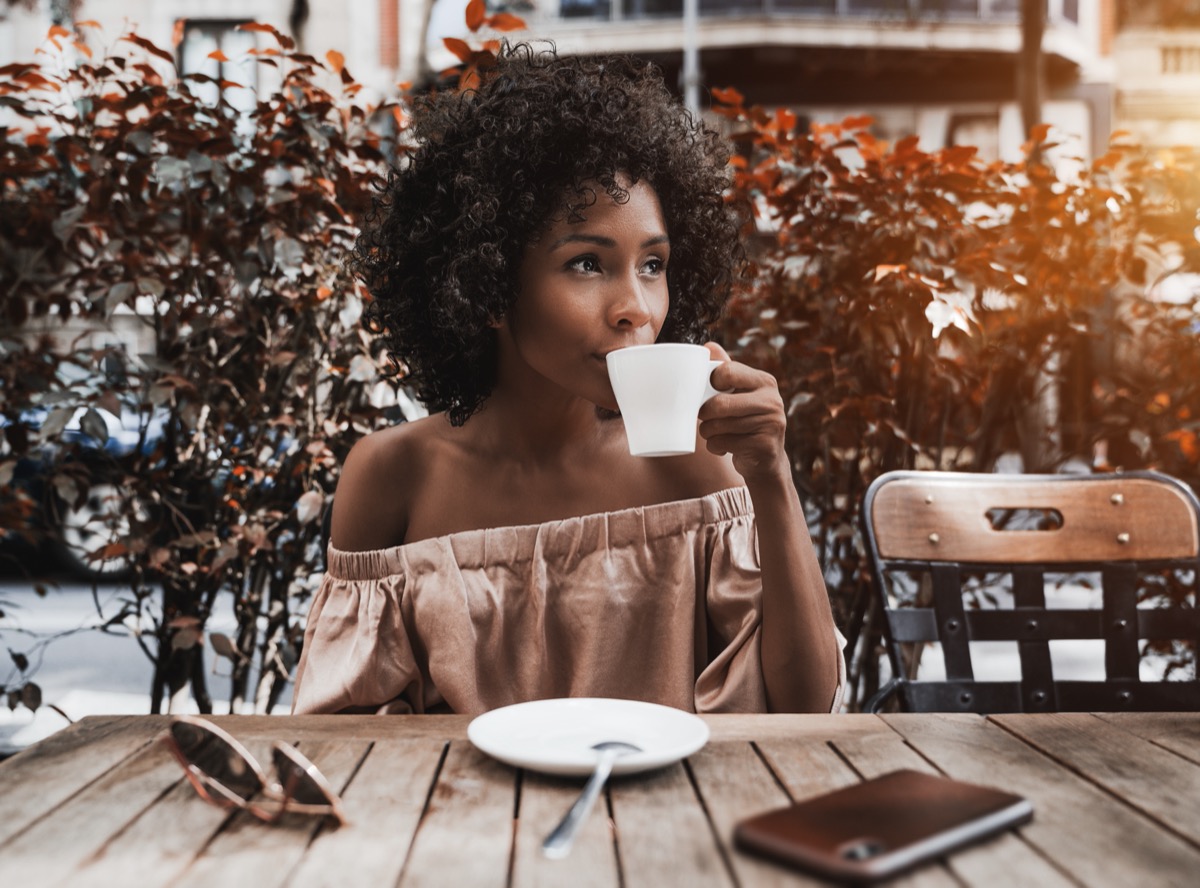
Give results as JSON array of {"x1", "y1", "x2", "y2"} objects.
[{"x1": 467, "y1": 697, "x2": 710, "y2": 776}]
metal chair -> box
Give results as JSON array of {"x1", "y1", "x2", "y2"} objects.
[{"x1": 862, "y1": 470, "x2": 1200, "y2": 713}]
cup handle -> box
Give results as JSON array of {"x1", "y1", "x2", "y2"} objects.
[{"x1": 702, "y1": 360, "x2": 723, "y2": 403}]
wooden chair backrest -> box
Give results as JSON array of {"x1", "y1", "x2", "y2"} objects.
[
  {"x1": 862, "y1": 470, "x2": 1200, "y2": 713},
  {"x1": 869, "y1": 473, "x2": 1200, "y2": 565}
]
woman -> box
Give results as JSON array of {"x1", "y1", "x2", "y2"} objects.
[{"x1": 292, "y1": 45, "x2": 845, "y2": 715}]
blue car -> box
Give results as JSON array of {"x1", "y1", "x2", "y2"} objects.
[{"x1": 1, "y1": 402, "x2": 165, "y2": 581}]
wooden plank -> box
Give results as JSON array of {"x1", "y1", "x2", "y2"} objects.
[
  {"x1": 141, "y1": 739, "x2": 364, "y2": 888},
  {"x1": 0, "y1": 715, "x2": 163, "y2": 849},
  {"x1": 753, "y1": 729, "x2": 859, "y2": 801},
  {"x1": 0, "y1": 735, "x2": 182, "y2": 885},
  {"x1": 201, "y1": 714, "x2": 470, "y2": 742},
  {"x1": 285, "y1": 739, "x2": 446, "y2": 888},
  {"x1": 831, "y1": 723, "x2": 1073, "y2": 888},
  {"x1": 992, "y1": 712, "x2": 1200, "y2": 846},
  {"x1": 608, "y1": 762, "x2": 732, "y2": 888},
  {"x1": 700, "y1": 713, "x2": 885, "y2": 743},
  {"x1": 397, "y1": 740, "x2": 517, "y2": 888},
  {"x1": 510, "y1": 771, "x2": 620, "y2": 888},
  {"x1": 885, "y1": 713, "x2": 1200, "y2": 887},
  {"x1": 871, "y1": 474, "x2": 1199, "y2": 563},
  {"x1": 67, "y1": 779, "x2": 235, "y2": 888},
  {"x1": 1094, "y1": 712, "x2": 1200, "y2": 765},
  {"x1": 688, "y1": 740, "x2": 821, "y2": 887}
]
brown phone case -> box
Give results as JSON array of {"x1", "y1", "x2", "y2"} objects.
[{"x1": 733, "y1": 769, "x2": 1033, "y2": 884}]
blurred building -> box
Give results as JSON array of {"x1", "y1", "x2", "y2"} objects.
[
  {"x1": 431, "y1": 0, "x2": 1116, "y2": 163},
  {"x1": 0, "y1": 0, "x2": 430, "y2": 102},
  {"x1": 1114, "y1": 0, "x2": 1200, "y2": 148},
  {"x1": 4, "y1": 2, "x2": 1199, "y2": 158}
]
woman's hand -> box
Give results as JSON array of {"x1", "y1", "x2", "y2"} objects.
[{"x1": 698, "y1": 342, "x2": 790, "y2": 484}]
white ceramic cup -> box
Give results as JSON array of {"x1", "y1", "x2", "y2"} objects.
[{"x1": 606, "y1": 343, "x2": 722, "y2": 457}]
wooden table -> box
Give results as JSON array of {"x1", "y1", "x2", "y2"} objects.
[{"x1": 1, "y1": 712, "x2": 1198, "y2": 886}]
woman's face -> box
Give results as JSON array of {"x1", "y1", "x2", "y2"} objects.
[{"x1": 501, "y1": 179, "x2": 670, "y2": 411}]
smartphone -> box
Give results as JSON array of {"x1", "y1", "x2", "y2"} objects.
[{"x1": 733, "y1": 769, "x2": 1033, "y2": 884}]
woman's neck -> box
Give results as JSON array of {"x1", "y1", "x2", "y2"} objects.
[{"x1": 469, "y1": 382, "x2": 614, "y2": 466}]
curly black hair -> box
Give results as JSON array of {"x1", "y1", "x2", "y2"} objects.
[{"x1": 353, "y1": 43, "x2": 743, "y2": 426}]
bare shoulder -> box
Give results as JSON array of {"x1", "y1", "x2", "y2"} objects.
[{"x1": 329, "y1": 416, "x2": 445, "y2": 552}]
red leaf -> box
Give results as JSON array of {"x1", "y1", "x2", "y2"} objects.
[
  {"x1": 466, "y1": 0, "x2": 487, "y2": 31},
  {"x1": 942, "y1": 144, "x2": 978, "y2": 167},
  {"x1": 119, "y1": 33, "x2": 177, "y2": 66},
  {"x1": 1029, "y1": 123, "x2": 1052, "y2": 142},
  {"x1": 443, "y1": 37, "x2": 473, "y2": 63},
  {"x1": 710, "y1": 86, "x2": 744, "y2": 107},
  {"x1": 238, "y1": 21, "x2": 294, "y2": 49},
  {"x1": 487, "y1": 12, "x2": 526, "y2": 32}
]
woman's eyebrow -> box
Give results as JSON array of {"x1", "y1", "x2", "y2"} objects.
[{"x1": 549, "y1": 233, "x2": 670, "y2": 250}]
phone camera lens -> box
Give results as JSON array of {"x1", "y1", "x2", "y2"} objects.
[{"x1": 841, "y1": 839, "x2": 886, "y2": 860}]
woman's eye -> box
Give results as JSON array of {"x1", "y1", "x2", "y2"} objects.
[
  {"x1": 567, "y1": 255, "x2": 600, "y2": 274},
  {"x1": 642, "y1": 257, "x2": 666, "y2": 275}
]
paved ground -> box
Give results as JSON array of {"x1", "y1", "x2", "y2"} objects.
[{"x1": 0, "y1": 572, "x2": 293, "y2": 755}]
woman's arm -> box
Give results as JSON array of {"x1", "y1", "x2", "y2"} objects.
[{"x1": 698, "y1": 342, "x2": 842, "y2": 712}]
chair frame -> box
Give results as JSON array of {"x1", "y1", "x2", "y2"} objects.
[{"x1": 862, "y1": 470, "x2": 1200, "y2": 713}]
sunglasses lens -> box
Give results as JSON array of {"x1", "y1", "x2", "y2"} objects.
[
  {"x1": 272, "y1": 745, "x2": 333, "y2": 807},
  {"x1": 170, "y1": 721, "x2": 262, "y2": 801}
]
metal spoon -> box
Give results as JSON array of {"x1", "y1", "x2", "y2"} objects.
[{"x1": 541, "y1": 741, "x2": 642, "y2": 859}]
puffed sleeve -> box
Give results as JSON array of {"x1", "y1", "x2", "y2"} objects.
[
  {"x1": 692, "y1": 488, "x2": 846, "y2": 714},
  {"x1": 291, "y1": 547, "x2": 427, "y2": 715}
]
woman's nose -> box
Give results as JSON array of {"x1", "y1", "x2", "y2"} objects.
[{"x1": 606, "y1": 272, "x2": 654, "y2": 329}]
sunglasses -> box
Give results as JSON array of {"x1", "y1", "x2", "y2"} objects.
[{"x1": 160, "y1": 715, "x2": 348, "y2": 826}]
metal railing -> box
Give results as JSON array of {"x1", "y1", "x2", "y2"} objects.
[{"x1": 557, "y1": 0, "x2": 1079, "y2": 24}]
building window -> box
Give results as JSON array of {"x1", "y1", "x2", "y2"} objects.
[
  {"x1": 1162, "y1": 45, "x2": 1200, "y2": 74},
  {"x1": 178, "y1": 20, "x2": 258, "y2": 117},
  {"x1": 561, "y1": 0, "x2": 612, "y2": 18},
  {"x1": 947, "y1": 112, "x2": 1000, "y2": 163}
]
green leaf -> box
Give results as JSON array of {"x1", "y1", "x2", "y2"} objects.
[
  {"x1": 40, "y1": 407, "x2": 74, "y2": 439},
  {"x1": 80, "y1": 408, "x2": 109, "y2": 443},
  {"x1": 105, "y1": 281, "x2": 137, "y2": 311},
  {"x1": 125, "y1": 130, "x2": 153, "y2": 154},
  {"x1": 21, "y1": 682, "x2": 42, "y2": 712},
  {"x1": 136, "y1": 276, "x2": 166, "y2": 296},
  {"x1": 50, "y1": 205, "x2": 86, "y2": 242},
  {"x1": 274, "y1": 237, "x2": 305, "y2": 275}
]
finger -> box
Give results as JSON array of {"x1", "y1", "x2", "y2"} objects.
[
  {"x1": 703, "y1": 434, "x2": 778, "y2": 461},
  {"x1": 699, "y1": 414, "x2": 784, "y2": 441},
  {"x1": 703, "y1": 340, "x2": 731, "y2": 363},
  {"x1": 699, "y1": 388, "x2": 784, "y2": 421},
  {"x1": 714, "y1": 364, "x2": 779, "y2": 396},
  {"x1": 702, "y1": 341, "x2": 737, "y2": 393}
]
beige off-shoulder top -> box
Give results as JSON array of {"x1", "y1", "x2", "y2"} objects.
[{"x1": 291, "y1": 486, "x2": 846, "y2": 715}]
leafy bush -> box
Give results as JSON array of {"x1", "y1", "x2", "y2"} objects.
[
  {"x1": 714, "y1": 93, "x2": 1200, "y2": 705},
  {"x1": 1, "y1": 22, "x2": 404, "y2": 712},
  {"x1": 4, "y1": 10, "x2": 1198, "y2": 714}
]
